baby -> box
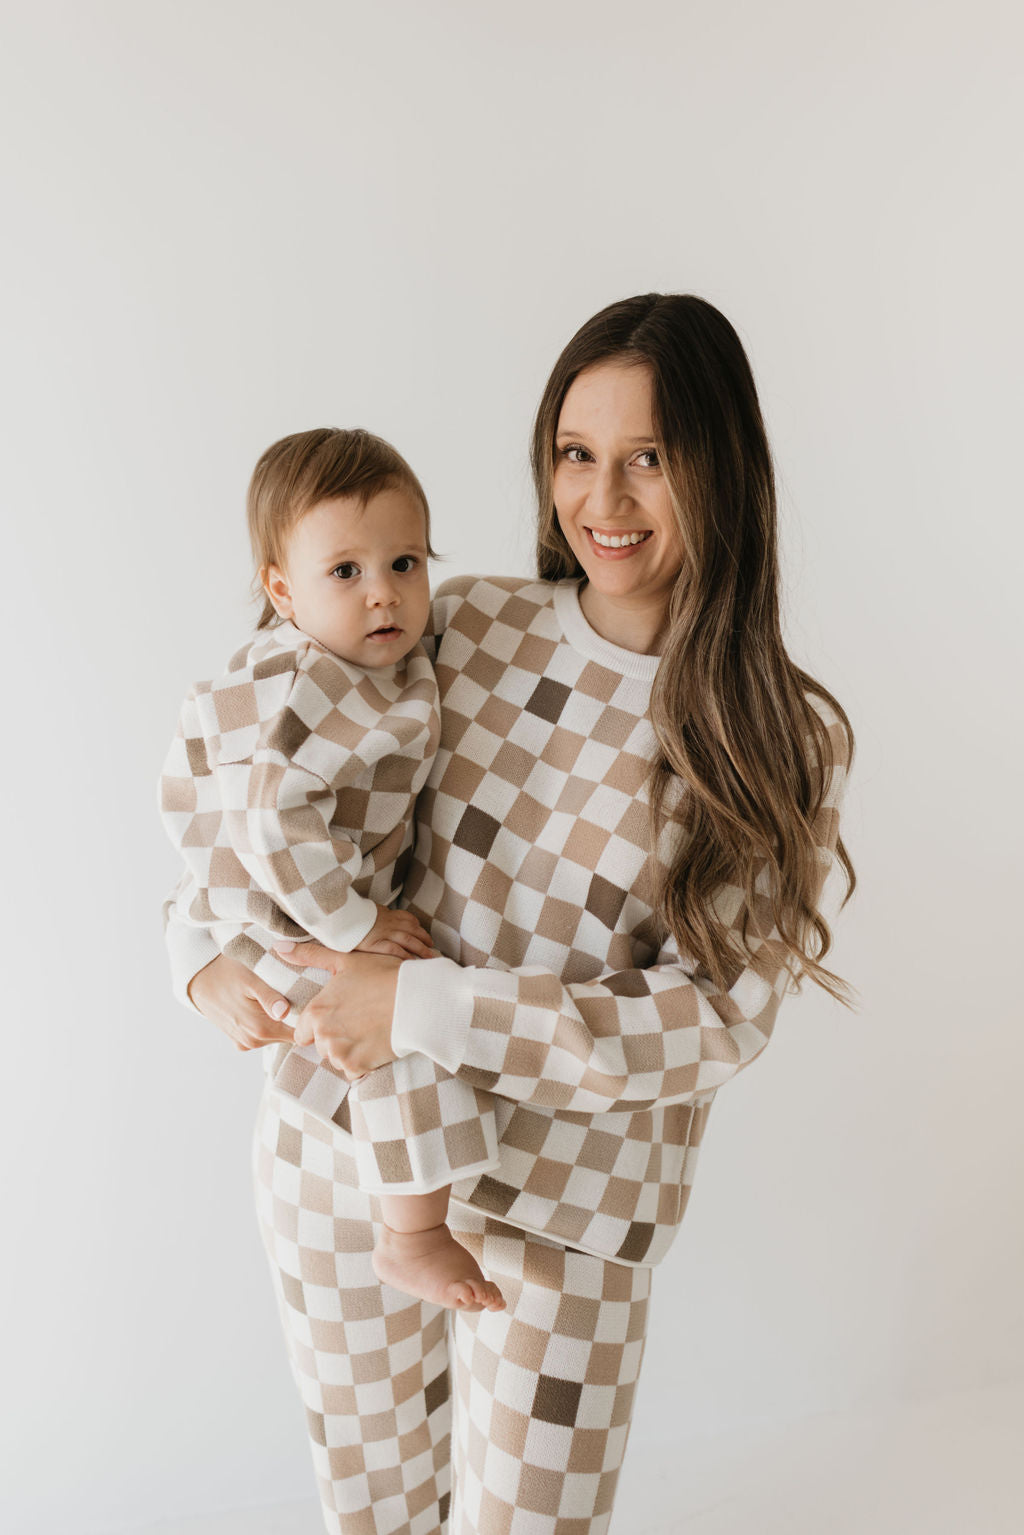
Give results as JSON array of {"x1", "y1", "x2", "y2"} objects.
[{"x1": 160, "y1": 427, "x2": 504, "y2": 1313}]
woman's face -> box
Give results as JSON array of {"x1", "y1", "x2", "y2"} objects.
[{"x1": 553, "y1": 360, "x2": 684, "y2": 649}]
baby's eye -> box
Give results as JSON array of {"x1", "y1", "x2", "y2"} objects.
[
  {"x1": 392, "y1": 555, "x2": 418, "y2": 573},
  {"x1": 331, "y1": 562, "x2": 359, "y2": 580}
]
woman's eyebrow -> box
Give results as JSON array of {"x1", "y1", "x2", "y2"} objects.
[{"x1": 556, "y1": 429, "x2": 655, "y2": 442}]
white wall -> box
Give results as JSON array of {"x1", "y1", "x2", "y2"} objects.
[{"x1": 1, "y1": 2, "x2": 1021, "y2": 1530}]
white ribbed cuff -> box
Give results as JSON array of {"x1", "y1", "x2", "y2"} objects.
[
  {"x1": 166, "y1": 920, "x2": 221, "y2": 1016},
  {"x1": 318, "y1": 892, "x2": 380, "y2": 953},
  {"x1": 392, "y1": 955, "x2": 473, "y2": 1068}
]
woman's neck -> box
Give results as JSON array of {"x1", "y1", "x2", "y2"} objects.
[{"x1": 578, "y1": 582, "x2": 669, "y2": 656}]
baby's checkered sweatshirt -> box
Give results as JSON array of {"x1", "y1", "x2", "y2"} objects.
[
  {"x1": 166, "y1": 575, "x2": 850, "y2": 1267},
  {"x1": 160, "y1": 618, "x2": 440, "y2": 986},
  {"x1": 159, "y1": 620, "x2": 507, "y2": 1196}
]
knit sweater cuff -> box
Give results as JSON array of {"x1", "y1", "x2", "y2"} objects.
[
  {"x1": 319, "y1": 892, "x2": 379, "y2": 953},
  {"x1": 166, "y1": 920, "x2": 221, "y2": 1016},
  {"x1": 392, "y1": 956, "x2": 473, "y2": 1067}
]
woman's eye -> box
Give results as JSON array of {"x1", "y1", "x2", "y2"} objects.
[
  {"x1": 634, "y1": 449, "x2": 660, "y2": 469},
  {"x1": 561, "y1": 445, "x2": 592, "y2": 464},
  {"x1": 392, "y1": 555, "x2": 417, "y2": 573},
  {"x1": 332, "y1": 562, "x2": 358, "y2": 580}
]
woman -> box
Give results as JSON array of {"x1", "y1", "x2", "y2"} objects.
[{"x1": 169, "y1": 293, "x2": 855, "y2": 1534}]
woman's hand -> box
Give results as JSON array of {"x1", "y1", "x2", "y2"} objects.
[
  {"x1": 187, "y1": 954, "x2": 295, "y2": 1052},
  {"x1": 273, "y1": 940, "x2": 404, "y2": 1080}
]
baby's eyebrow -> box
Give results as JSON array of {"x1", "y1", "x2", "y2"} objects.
[{"x1": 323, "y1": 543, "x2": 428, "y2": 561}]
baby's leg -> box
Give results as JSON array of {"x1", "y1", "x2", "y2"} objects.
[{"x1": 375, "y1": 1185, "x2": 505, "y2": 1313}]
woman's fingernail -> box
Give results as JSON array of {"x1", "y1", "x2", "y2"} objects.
[
  {"x1": 270, "y1": 1000, "x2": 289, "y2": 1019},
  {"x1": 274, "y1": 942, "x2": 296, "y2": 954}
]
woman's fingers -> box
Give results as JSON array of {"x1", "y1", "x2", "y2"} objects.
[
  {"x1": 292, "y1": 1012, "x2": 315, "y2": 1047},
  {"x1": 284, "y1": 952, "x2": 400, "y2": 1077},
  {"x1": 246, "y1": 977, "x2": 293, "y2": 1034},
  {"x1": 188, "y1": 954, "x2": 293, "y2": 1051},
  {"x1": 323, "y1": 1040, "x2": 359, "y2": 1076}
]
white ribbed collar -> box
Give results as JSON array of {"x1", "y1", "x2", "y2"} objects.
[
  {"x1": 262, "y1": 619, "x2": 404, "y2": 683},
  {"x1": 553, "y1": 580, "x2": 662, "y2": 682}
]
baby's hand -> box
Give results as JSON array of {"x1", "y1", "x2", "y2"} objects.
[{"x1": 357, "y1": 905, "x2": 438, "y2": 960}]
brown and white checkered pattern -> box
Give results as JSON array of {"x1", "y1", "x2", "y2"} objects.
[
  {"x1": 255, "y1": 1085, "x2": 650, "y2": 1533},
  {"x1": 271, "y1": 1044, "x2": 501, "y2": 1195},
  {"x1": 159, "y1": 620, "x2": 439, "y2": 957},
  {"x1": 393, "y1": 576, "x2": 852, "y2": 1267},
  {"x1": 169, "y1": 575, "x2": 851, "y2": 1270},
  {"x1": 161, "y1": 620, "x2": 503, "y2": 1195}
]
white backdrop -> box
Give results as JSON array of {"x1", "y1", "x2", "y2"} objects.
[{"x1": 1, "y1": 2, "x2": 1021, "y2": 1532}]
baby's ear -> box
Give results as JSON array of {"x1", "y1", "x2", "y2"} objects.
[{"x1": 262, "y1": 563, "x2": 293, "y2": 620}]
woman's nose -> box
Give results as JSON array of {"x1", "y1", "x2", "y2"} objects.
[{"x1": 586, "y1": 464, "x2": 632, "y2": 519}]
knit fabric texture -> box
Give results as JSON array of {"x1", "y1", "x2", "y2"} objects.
[
  {"x1": 159, "y1": 620, "x2": 510, "y2": 1196},
  {"x1": 167, "y1": 575, "x2": 850, "y2": 1267},
  {"x1": 391, "y1": 576, "x2": 850, "y2": 1266},
  {"x1": 159, "y1": 619, "x2": 439, "y2": 1003}
]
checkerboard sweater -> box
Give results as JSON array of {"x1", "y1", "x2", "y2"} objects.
[
  {"x1": 159, "y1": 622, "x2": 503, "y2": 1192},
  {"x1": 167, "y1": 576, "x2": 850, "y2": 1266},
  {"x1": 159, "y1": 619, "x2": 440, "y2": 978}
]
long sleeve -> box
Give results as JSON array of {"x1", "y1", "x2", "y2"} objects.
[
  {"x1": 159, "y1": 624, "x2": 439, "y2": 1009},
  {"x1": 214, "y1": 749, "x2": 380, "y2": 951},
  {"x1": 162, "y1": 878, "x2": 221, "y2": 1013},
  {"x1": 394, "y1": 737, "x2": 849, "y2": 1115}
]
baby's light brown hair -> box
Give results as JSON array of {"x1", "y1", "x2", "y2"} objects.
[{"x1": 247, "y1": 427, "x2": 435, "y2": 629}]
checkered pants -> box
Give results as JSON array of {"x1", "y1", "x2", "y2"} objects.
[{"x1": 254, "y1": 1084, "x2": 652, "y2": 1534}]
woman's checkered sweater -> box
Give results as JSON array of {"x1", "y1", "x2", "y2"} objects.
[{"x1": 168, "y1": 574, "x2": 849, "y2": 1267}]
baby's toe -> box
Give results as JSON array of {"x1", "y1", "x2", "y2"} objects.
[
  {"x1": 477, "y1": 1280, "x2": 506, "y2": 1310},
  {"x1": 452, "y1": 1281, "x2": 484, "y2": 1312}
]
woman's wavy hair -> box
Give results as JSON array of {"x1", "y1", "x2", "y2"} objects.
[{"x1": 532, "y1": 294, "x2": 856, "y2": 1004}]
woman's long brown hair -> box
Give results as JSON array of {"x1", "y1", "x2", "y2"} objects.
[{"x1": 532, "y1": 294, "x2": 857, "y2": 1003}]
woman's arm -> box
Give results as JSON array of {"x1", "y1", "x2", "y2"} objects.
[
  {"x1": 277, "y1": 928, "x2": 784, "y2": 1108},
  {"x1": 162, "y1": 880, "x2": 225, "y2": 1014},
  {"x1": 162, "y1": 885, "x2": 294, "y2": 1043},
  {"x1": 279, "y1": 740, "x2": 850, "y2": 1110}
]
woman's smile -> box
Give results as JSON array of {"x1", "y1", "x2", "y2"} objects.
[{"x1": 585, "y1": 525, "x2": 653, "y2": 553}]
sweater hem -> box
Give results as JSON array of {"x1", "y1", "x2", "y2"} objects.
[{"x1": 447, "y1": 1195, "x2": 661, "y2": 1270}]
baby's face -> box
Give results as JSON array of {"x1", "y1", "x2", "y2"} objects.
[{"x1": 264, "y1": 488, "x2": 431, "y2": 668}]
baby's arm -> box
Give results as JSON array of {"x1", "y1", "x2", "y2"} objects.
[{"x1": 215, "y1": 748, "x2": 433, "y2": 958}]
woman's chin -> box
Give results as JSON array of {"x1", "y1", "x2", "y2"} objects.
[{"x1": 581, "y1": 567, "x2": 672, "y2": 609}]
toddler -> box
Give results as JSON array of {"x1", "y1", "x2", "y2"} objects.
[{"x1": 160, "y1": 427, "x2": 504, "y2": 1312}]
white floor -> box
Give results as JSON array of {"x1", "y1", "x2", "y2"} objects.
[{"x1": 130, "y1": 1379, "x2": 1023, "y2": 1534}]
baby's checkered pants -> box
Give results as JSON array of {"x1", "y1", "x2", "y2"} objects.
[{"x1": 255, "y1": 1085, "x2": 652, "y2": 1534}]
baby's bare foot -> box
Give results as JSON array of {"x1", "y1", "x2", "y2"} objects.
[{"x1": 373, "y1": 1222, "x2": 506, "y2": 1312}]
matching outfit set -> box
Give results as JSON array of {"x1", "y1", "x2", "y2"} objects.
[{"x1": 162, "y1": 576, "x2": 850, "y2": 1535}]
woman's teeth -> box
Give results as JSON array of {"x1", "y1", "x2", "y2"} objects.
[{"x1": 589, "y1": 529, "x2": 651, "y2": 548}]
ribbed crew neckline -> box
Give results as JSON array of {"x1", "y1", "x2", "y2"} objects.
[
  {"x1": 553, "y1": 581, "x2": 662, "y2": 682},
  {"x1": 267, "y1": 620, "x2": 403, "y2": 682}
]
